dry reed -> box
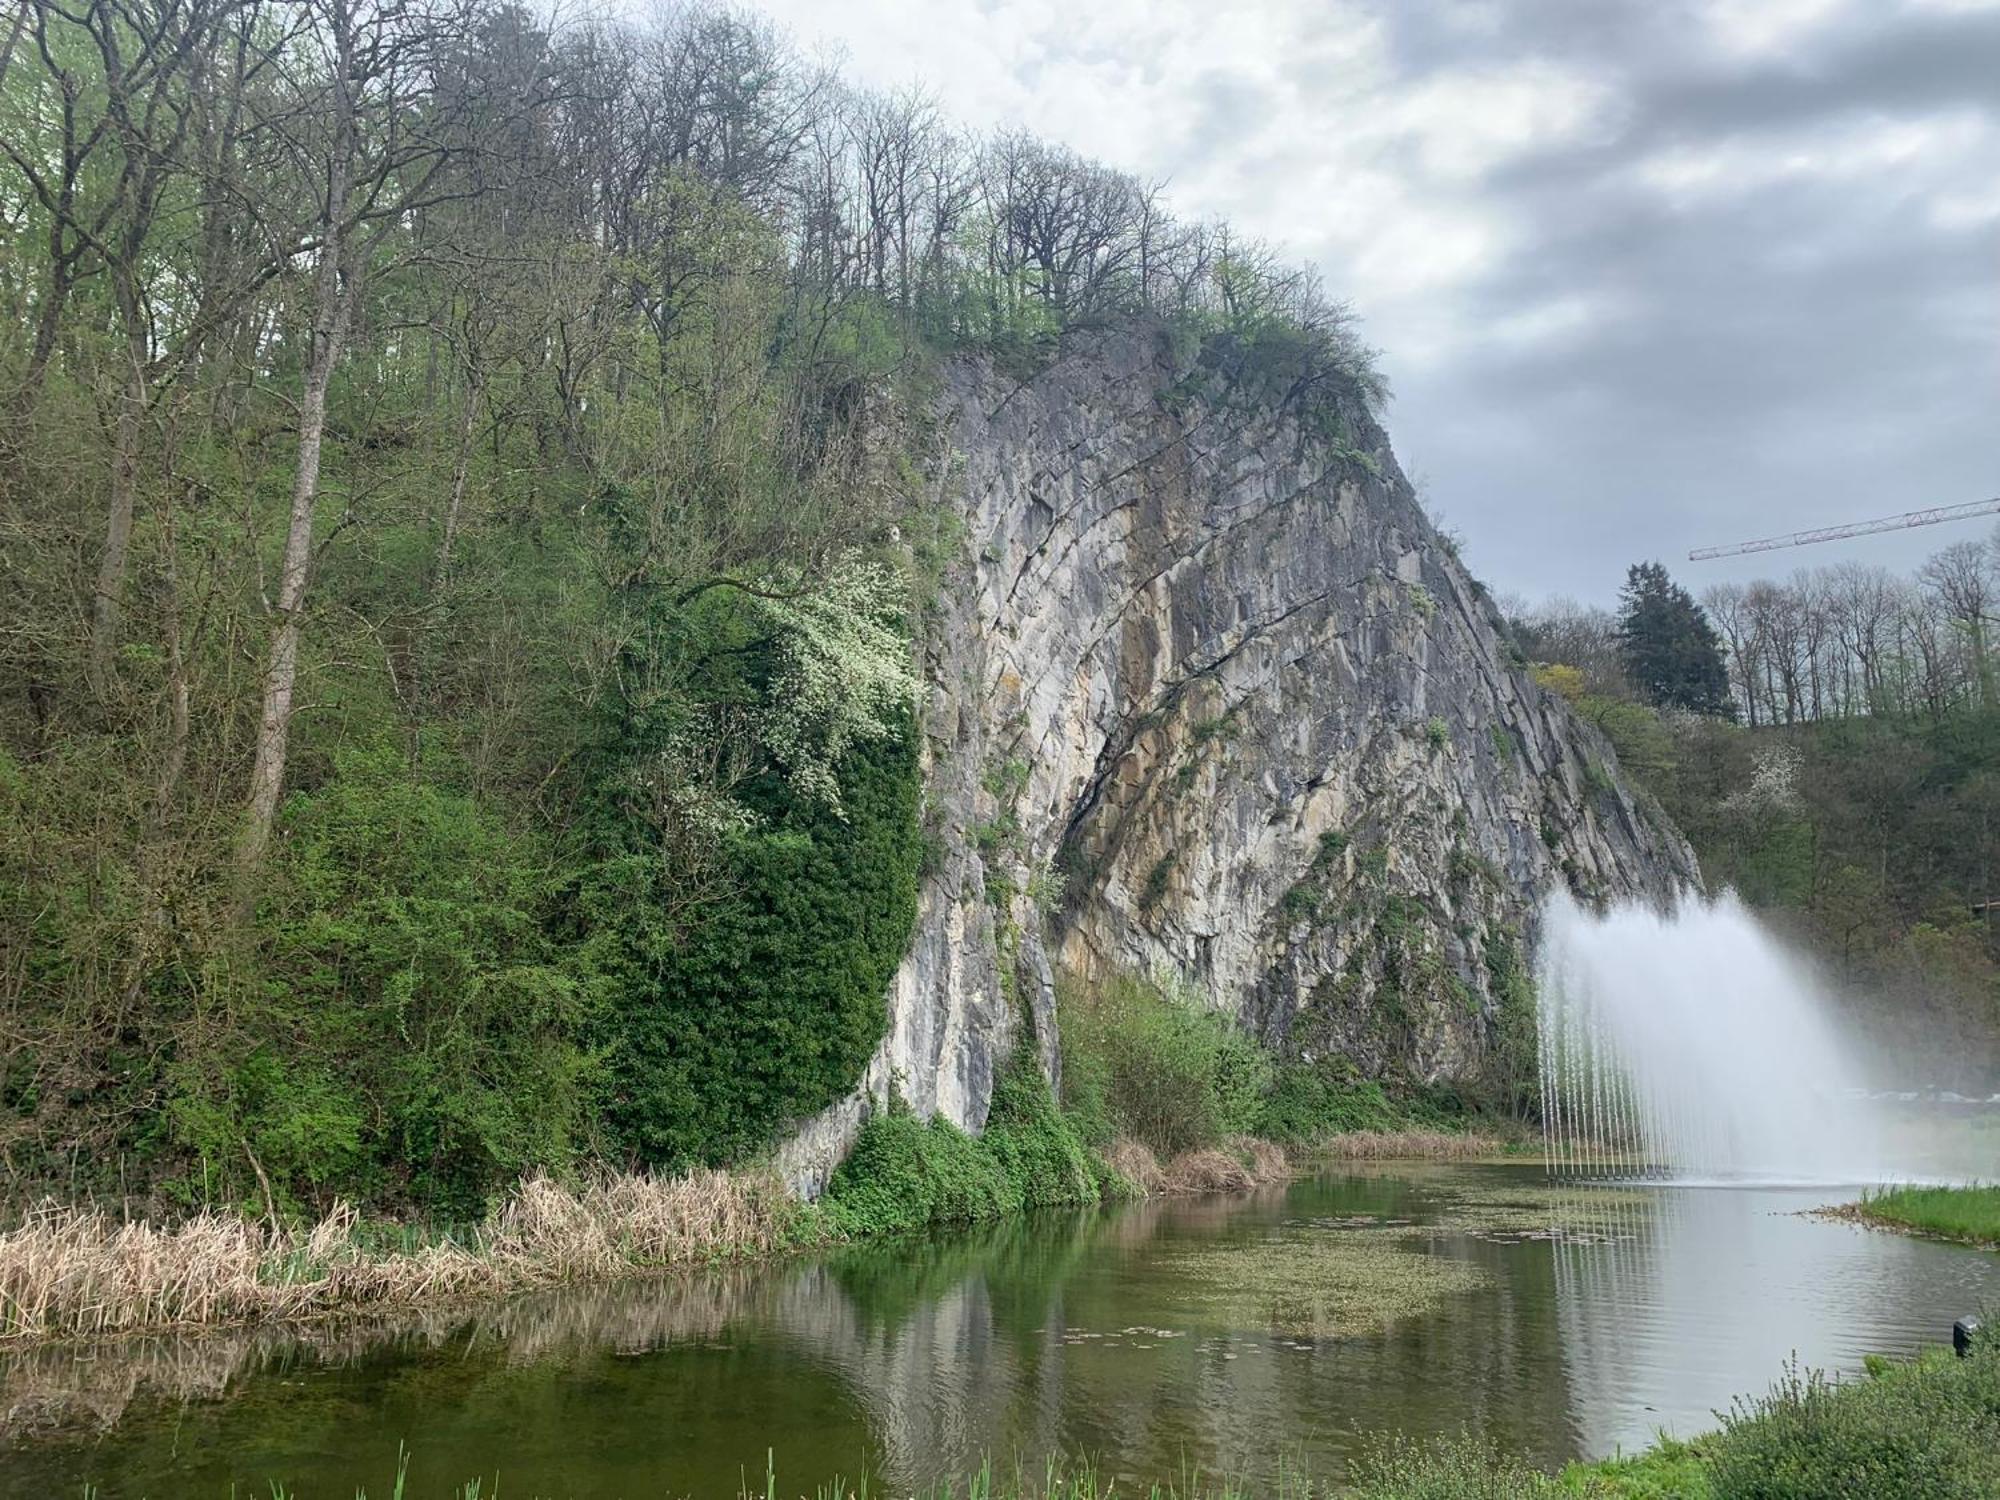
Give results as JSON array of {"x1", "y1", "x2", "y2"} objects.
[
  {"x1": 0, "y1": 1130, "x2": 1490, "y2": 1347},
  {"x1": 0, "y1": 1169, "x2": 797, "y2": 1346},
  {"x1": 1104, "y1": 1136, "x2": 1291, "y2": 1197},
  {"x1": 1102, "y1": 1139, "x2": 1165, "y2": 1194},
  {"x1": 1159, "y1": 1149, "x2": 1256, "y2": 1193},
  {"x1": 1312, "y1": 1129, "x2": 1504, "y2": 1160},
  {"x1": 1229, "y1": 1135, "x2": 1291, "y2": 1181}
]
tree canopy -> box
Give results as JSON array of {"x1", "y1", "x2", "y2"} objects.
[{"x1": 1616, "y1": 562, "x2": 1735, "y2": 717}]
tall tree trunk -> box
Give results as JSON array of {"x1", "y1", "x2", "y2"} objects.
[
  {"x1": 238, "y1": 190, "x2": 352, "y2": 879},
  {"x1": 9, "y1": 235, "x2": 71, "y2": 426},
  {"x1": 121, "y1": 485, "x2": 193, "y2": 1011},
  {"x1": 87, "y1": 327, "x2": 149, "y2": 699},
  {"x1": 0, "y1": 1, "x2": 27, "y2": 101}
]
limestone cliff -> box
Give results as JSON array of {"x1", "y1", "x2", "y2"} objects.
[{"x1": 779, "y1": 325, "x2": 1697, "y2": 1192}]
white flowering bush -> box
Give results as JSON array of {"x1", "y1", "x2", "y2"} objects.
[
  {"x1": 1724, "y1": 742, "x2": 1804, "y2": 817},
  {"x1": 754, "y1": 552, "x2": 920, "y2": 812}
]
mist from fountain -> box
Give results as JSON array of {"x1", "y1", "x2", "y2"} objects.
[{"x1": 1536, "y1": 888, "x2": 1898, "y2": 1185}]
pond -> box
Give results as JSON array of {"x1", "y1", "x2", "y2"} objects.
[{"x1": 4, "y1": 1163, "x2": 1995, "y2": 1498}]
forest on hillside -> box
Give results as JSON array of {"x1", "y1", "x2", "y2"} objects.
[
  {"x1": 0, "y1": 0, "x2": 1387, "y2": 1215},
  {"x1": 1514, "y1": 552, "x2": 2000, "y2": 1089}
]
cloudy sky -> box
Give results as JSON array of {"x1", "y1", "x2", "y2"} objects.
[{"x1": 752, "y1": 0, "x2": 1998, "y2": 604}]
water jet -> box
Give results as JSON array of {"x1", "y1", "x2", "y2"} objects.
[{"x1": 1535, "y1": 889, "x2": 1896, "y2": 1185}]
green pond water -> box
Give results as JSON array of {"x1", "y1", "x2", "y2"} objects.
[{"x1": 4, "y1": 1162, "x2": 1996, "y2": 1498}]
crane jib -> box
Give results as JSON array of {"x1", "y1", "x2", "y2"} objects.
[{"x1": 1689, "y1": 497, "x2": 2000, "y2": 561}]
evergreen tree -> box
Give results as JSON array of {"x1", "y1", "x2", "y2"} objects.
[{"x1": 1616, "y1": 562, "x2": 1735, "y2": 717}]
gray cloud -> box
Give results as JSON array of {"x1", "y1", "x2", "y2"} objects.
[
  {"x1": 754, "y1": 0, "x2": 1998, "y2": 596},
  {"x1": 1347, "y1": 3, "x2": 2000, "y2": 592}
]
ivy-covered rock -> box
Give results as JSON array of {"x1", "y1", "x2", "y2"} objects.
[{"x1": 586, "y1": 726, "x2": 923, "y2": 1171}]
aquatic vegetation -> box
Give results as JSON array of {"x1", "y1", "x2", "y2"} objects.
[
  {"x1": 1154, "y1": 1228, "x2": 1491, "y2": 1338},
  {"x1": 1427, "y1": 1182, "x2": 1647, "y2": 1225}
]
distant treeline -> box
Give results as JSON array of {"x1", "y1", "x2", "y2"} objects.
[
  {"x1": 1511, "y1": 548, "x2": 2000, "y2": 1088},
  {"x1": 0, "y1": 0, "x2": 1382, "y2": 1214},
  {"x1": 1518, "y1": 539, "x2": 2000, "y2": 727}
]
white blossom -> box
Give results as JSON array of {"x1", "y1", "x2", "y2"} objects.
[
  {"x1": 1723, "y1": 742, "x2": 1803, "y2": 816},
  {"x1": 754, "y1": 552, "x2": 919, "y2": 812}
]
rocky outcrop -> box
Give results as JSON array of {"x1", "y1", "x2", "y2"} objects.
[{"x1": 778, "y1": 325, "x2": 1697, "y2": 1193}]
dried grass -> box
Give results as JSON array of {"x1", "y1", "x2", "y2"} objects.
[
  {"x1": 1102, "y1": 1138, "x2": 1165, "y2": 1194},
  {"x1": 1229, "y1": 1135, "x2": 1291, "y2": 1182},
  {"x1": 1312, "y1": 1129, "x2": 1503, "y2": 1160},
  {"x1": 1105, "y1": 1136, "x2": 1291, "y2": 1198},
  {"x1": 1159, "y1": 1149, "x2": 1255, "y2": 1194},
  {"x1": 0, "y1": 1169, "x2": 798, "y2": 1345}
]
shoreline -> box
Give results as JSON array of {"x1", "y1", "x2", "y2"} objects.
[
  {"x1": 0, "y1": 1129, "x2": 1509, "y2": 1351},
  {"x1": 1812, "y1": 1185, "x2": 2000, "y2": 1253}
]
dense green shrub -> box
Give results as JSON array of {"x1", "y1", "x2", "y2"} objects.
[
  {"x1": 1059, "y1": 973, "x2": 1271, "y2": 1156},
  {"x1": 1705, "y1": 1342, "x2": 2000, "y2": 1500},
  {"x1": 180, "y1": 748, "x2": 592, "y2": 1215},
  {"x1": 980, "y1": 1065, "x2": 1101, "y2": 1209},
  {"x1": 580, "y1": 727, "x2": 923, "y2": 1172},
  {"x1": 819, "y1": 1065, "x2": 1101, "y2": 1236},
  {"x1": 819, "y1": 1109, "x2": 1016, "y2": 1236},
  {"x1": 1254, "y1": 1066, "x2": 1399, "y2": 1141}
]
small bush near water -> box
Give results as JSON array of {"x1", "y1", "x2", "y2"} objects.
[
  {"x1": 816, "y1": 1069, "x2": 1105, "y2": 1237},
  {"x1": 1058, "y1": 973, "x2": 1272, "y2": 1157}
]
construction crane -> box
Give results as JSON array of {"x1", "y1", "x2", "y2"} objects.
[{"x1": 1689, "y1": 498, "x2": 2000, "y2": 561}]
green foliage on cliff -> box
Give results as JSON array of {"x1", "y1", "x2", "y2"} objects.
[
  {"x1": 819, "y1": 1067, "x2": 1103, "y2": 1236},
  {"x1": 585, "y1": 726, "x2": 924, "y2": 1172},
  {"x1": 1254, "y1": 1069, "x2": 1401, "y2": 1141},
  {"x1": 1059, "y1": 973, "x2": 1272, "y2": 1156}
]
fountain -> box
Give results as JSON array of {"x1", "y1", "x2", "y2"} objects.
[{"x1": 1535, "y1": 889, "x2": 1894, "y2": 1184}]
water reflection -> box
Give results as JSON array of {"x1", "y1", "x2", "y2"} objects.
[
  {"x1": 2, "y1": 1166, "x2": 1993, "y2": 1498},
  {"x1": 1553, "y1": 1182, "x2": 2000, "y2": 1455}
]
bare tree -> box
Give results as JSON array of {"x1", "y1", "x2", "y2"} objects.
[
  {"x1": 1702, "y1": 582, "x2": 1765, "y2": 725},
  {"x1": 1826, "y1": 561, "x2": 1898, "y2": 715},
  {"x1": 1920, "y1": 539, "x2": 1997, "y2": 711},
  {"x1": 1512, "y1": 595, "x2": 1629, "y2": 697}
]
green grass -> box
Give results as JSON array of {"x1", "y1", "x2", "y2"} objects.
[
  {"x1": 1849, "y1": 1184, "x2": 2000, "y2": 1248},
  {"x1": 1561, "y1": 1438, "x2": 1716, "y2": 1497}
]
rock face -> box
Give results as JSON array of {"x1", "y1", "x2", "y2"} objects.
[{"x1": 778, "y1": 325, "x2": 1697, "y2": 1193}]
